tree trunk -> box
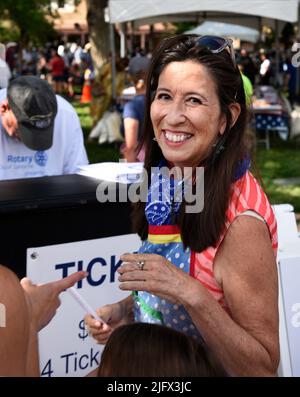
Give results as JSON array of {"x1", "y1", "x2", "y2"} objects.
[{"x1": 86, "y1": 0, "x2": 110, "y2": 72}]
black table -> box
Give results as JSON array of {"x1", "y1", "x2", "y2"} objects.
[{"x1": 0, "y1": 174, "x2": 133, "y2": 278}]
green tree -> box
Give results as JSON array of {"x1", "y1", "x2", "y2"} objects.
[
  {"x1": 86, "y1": 0, "x2": 110, "y2": 71},
  {"x1": 174, "y1": 22, "x2": 198, "y2": 35},
  {"x1": 0, "y1": 0, "x2": 57, "y2": 47}
]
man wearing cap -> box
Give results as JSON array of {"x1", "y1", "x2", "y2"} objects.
[
  {"x1": 0, "y1": 76, "x2": 88, "y2": 180},
  {"x1": 128, "y1": 48, "x2": 151, "y2": 78}
]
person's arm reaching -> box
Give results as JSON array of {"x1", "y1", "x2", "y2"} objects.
[
  {"x1": 123, "y1": 117, "x2": 139, "y2": 162},
  {"x1": 0, "y1": 266, "x2": 31, "y2": 376},
  {"x1": 21, "y1": 270, "x2": 87, "y2": 376},
  {"x1": 21, "y1": 271, "x2": 87, "y2": 331},
  {"x1": 0, "y1": 266, "x2": 87, "y2": 376}
]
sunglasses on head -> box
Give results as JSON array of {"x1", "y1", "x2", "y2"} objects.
[{"x1": 196, "y1": 35, "x2": 236, "y2": 67}]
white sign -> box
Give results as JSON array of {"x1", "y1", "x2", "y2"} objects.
[
  {"x1": 278, "y1": 256, "x2": 300, "y2": 377},
  {"x1": 27, "y1": 234, "x2": 141, "y2": 377}
]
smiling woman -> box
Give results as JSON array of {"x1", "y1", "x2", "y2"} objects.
[
  {"x1": 85, "y1": 35, "x2": 279, "y2": 377},
  {"x1": 150, "y1": 60, "x2": 240, "y2": 168}
]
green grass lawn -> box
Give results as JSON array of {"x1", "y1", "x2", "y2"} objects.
[
  {"x1": 73, "y1": 100, "x2": 300, "y2": 212},
  {"x1": 255, "y1": 137, "x2": 300, "y2": 212}
]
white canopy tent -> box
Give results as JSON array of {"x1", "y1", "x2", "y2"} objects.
[
  {"x1": 107, "y1": 0, "x2": 299, "y2": 98},
  {"x1": 108, "y1": 0, "x2": 298, "y2": 24},
  {"x1": 185, "y1": 21, "x2": 260, "y2": 43}
]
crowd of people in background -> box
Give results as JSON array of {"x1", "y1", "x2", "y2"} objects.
[
  {"x1": 2, "y1": 41, "x2": 298, "y2": 100},
  {"x1": 2, "y1": 41, "x2": 93, "y2": 98},
  {"x1": 1, "y1": 39, "x2": 299, "y2": 151}
]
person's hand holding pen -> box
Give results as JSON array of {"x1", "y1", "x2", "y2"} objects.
[
  {"x1": 21, "y1": 271, "x2": 87, "y2": 332},
  {"x1": 84, "y1": 296, "x2": 134, "y2": 344}
]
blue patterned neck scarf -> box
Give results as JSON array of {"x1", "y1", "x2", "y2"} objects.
[
  {"x1": 145, "y1": 158, "x2": 250, "y2": 226},
  {"x1": 145, "y1": 160, "x2": 182, "y2": 226}
]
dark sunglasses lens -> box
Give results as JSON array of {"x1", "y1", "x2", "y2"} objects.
[{"x1": 197, "y1": 36, "x2": 226, "y2": 51}]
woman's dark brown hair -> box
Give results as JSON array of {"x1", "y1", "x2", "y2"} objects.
[
  {"x1": 98, "y1": 323, "x2": 228, "y2": 377},
  {"x1": 133, "y1": 34, "x2": 248, "y2": 252}
]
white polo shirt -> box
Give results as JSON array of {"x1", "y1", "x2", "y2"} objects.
[{"x1": 0, "y1": 90, "x2": 89, "y2": 180}]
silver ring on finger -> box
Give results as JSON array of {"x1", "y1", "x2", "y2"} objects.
[{"x1": 137, "y1": 260, "x2": 145, "y2": 270}]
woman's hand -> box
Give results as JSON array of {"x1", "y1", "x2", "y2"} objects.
[
  {"x1": 84, "y1": 296, "x2": 133, "y2": 344},
  {"x1": 118, "y1": 253, "x2": 192, "y2": 304},
  {"x1": 20, "y1": 271, "x2": 87, "y2": 332}
]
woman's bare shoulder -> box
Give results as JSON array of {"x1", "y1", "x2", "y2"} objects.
[{"x1": 214, "y1": 215, "x2": 276, "y2": 287}]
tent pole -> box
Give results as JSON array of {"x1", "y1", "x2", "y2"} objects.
[
  {"x1": 129, "y1": 21, "x2": 134, "y2": 55},
  {"x1": 258, "y1": 16, "x2": 262, "y2": 42},
  {"x1": 275, "y1": 19, "x2": 280, "y2": 87},
  {"x1": 109, "y1": 22, "x2": 117, "y2": 102},
  {"x1": 120, "y1": 23, "x2": 126, "y2": 58}
]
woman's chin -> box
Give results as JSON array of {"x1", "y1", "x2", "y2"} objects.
[{"x1": 161, "y1": 154, "x2": 188, "y2": 168}]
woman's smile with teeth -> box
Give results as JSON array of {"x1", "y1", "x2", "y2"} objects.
[{"x1": 164, "y1": 130, "x2": 192, "y2": 142}]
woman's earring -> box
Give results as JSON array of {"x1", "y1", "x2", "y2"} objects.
[
  {"x1": 214, "y1": 143, "x2": 225, "y2": 156},
  {"x1": 211, "y1": 137, "x2": 225, "y2": 163}
]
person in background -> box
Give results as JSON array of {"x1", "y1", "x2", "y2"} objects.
[
  {"x1": 5, "y1": 42, "x2": 17, "y2": 75},
  {"x1": 128, "y1": 47, "x2": 151, "y2": 78},
  {"x1": 36, "y1": 50, "x2": 49, "y2": 80},
  {"x1": 48, "y1": 49, "x2": 65, "y2": 94},
  {"x1": 95, "y1": 322, "x2": 228, "y2": 377},
  {"x1": 67, "y1": 63, "x2": 82, "y2": 99},
  {"x1": 0, "y1": 43, "x2": 11, "y2": 89},
  {"x1": 121, "y1": 70, "x2": 146, "y2": 162},
  {"x1": 0, "y1": 58, "x2": 11, "y2": 89},
  {"x1": 259, "y1": 52, "x2": 272, "y2": 85},
  {"x1": 0, "y1": 265, "x2": 86, "y2": 376},
  {"x1": 239, "y1": 48, "x2": 257, "y2": 85},
  {"x1": 238, "y1": 64, "x2": 253, "y2": 107},
  {"x1": 81, "y1": 42, "x2": 93, "y2": 66},
  {"x1": 0, "y1": 76, "x2": 88, "y2": 180},
  {"x1": 0, "y1": 43, "x2": 12, "y2": 89},
  {"x1": 85, "y1": 35, "x2": 279, "y2": 377},
  {"x1": 283, "y1": 53, "x2": 297, "y2": 107},
  {"x1": 80, "y1": 58, "x2": 95, "y2": 104}
]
